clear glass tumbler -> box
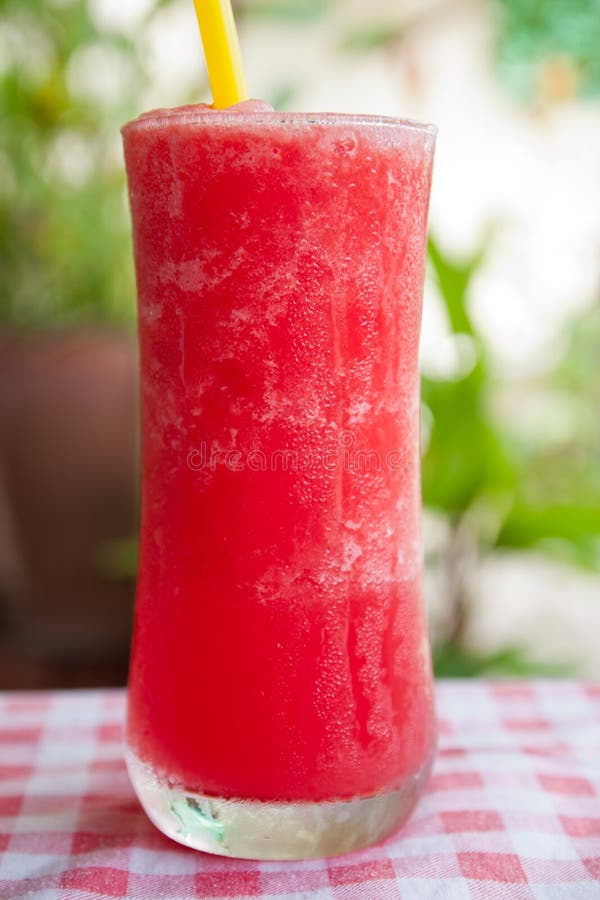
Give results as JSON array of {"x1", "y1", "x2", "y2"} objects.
[{"x1": 122, "y1": 108, "x2": 436, "y2": 860}]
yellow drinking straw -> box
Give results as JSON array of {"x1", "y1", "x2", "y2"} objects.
[{"x1": 193, "y1": 0, "x2": 249, "y2": 109}]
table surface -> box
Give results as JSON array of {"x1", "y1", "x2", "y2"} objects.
[{"x1": 0, "y1": 681, "x2": 599, "y2": 899}]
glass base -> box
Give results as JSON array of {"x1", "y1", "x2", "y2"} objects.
[{"x1": 125, "y1": 749, "x2": 432, "y2": 860}]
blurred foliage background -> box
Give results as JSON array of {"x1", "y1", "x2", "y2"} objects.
[{"x1": 0, "y1": 0, "x2": 599, "y2": 686}]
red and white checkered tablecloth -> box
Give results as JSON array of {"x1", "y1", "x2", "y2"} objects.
[{"x1": 0, "y1": 681, "x2": 599, "y2": 899}]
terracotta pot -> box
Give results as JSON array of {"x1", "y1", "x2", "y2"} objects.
[{"x1": 0, "y1": 329, "x2": 138, "y2": 687}]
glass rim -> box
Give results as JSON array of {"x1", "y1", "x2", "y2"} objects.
[{"x1": 122, "y1": 108, "x2": 437, "y2": 138}]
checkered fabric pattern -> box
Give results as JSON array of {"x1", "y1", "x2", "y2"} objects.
[{"x1": 0, "y1": 681, "x2": 599, "y2": 899}]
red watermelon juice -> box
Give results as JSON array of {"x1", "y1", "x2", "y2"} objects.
[{"x1": 122, "y1": 104, "x2": 436, "y2": 859}]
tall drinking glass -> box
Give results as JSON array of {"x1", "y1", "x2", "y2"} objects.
[{"x1": 122, "y1": 108, "x2": 436, "y2": 860}]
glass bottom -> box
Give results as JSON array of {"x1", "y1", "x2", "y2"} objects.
[{"x1": 125, "y1": 749, "x2": 432, "y2": 860}]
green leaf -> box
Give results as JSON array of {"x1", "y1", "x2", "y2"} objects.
[
  {"x1": 339, "y1": 24, "x2": 405, "y2": 53},
  {"x1": 268, "y1": 83, "x2": 298, "y2": 111},
  {"x1": 496, "y1": 0, "x2": 600, "y2": 100},
  {"x1": 0, "y1": 1, "x2": 141, "y2": 327},
  {"x1": 427, "y1": 237, "x2": 484, "y2": 337},
  {"x1": 422, "y1": 236, "x2": 518, "y2": 513},
  {"x1": 97, "y1": 538, "x2": 138, "y2": 579},
  {"x1": 433, "y1": 643, "x2": 572, "y2": 678},
  {"x1": 421, "y1": 365, "x2": 517, "y2": 513},
  {"x1": 238, "y1": 0, "x2": 328, "y2": 22},
  {"x1": 498, "y1": 502, "x2": 600, "y2": 563}
]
